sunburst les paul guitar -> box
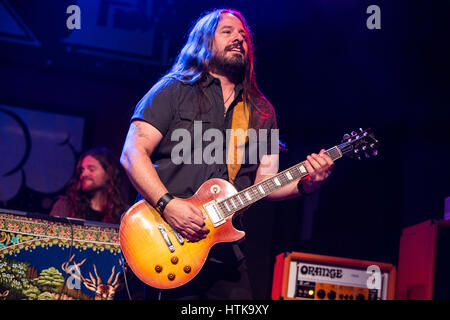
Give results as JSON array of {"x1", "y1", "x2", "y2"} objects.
[{"x1": 119, "y1": 129, "x2": 379, "y2": 289}]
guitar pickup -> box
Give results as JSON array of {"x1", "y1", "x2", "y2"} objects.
[
  {"x1": 203, "y1": 201, "x2": 225, "y2": 227},
  {"x1": 170, "y1": 226, "x2": 185, "y2": 245},
  {"x1": 158, "y1": 224, "x2": 175, "y2": 252}
]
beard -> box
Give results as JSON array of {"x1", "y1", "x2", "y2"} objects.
[
  {"x1": 80, "y1": 178, "x2": 104, "y2": 194},
  {"x1": 209, "y1": 45, "x2": 247, "y2": 83}
]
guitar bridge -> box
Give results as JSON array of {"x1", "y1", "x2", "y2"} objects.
[{"x1": 203, "y1": 201, "x2": 225, "y2": 227}]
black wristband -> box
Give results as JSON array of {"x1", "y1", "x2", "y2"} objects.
[
  {"x1": 297, "y1": 180, "x2": 317, "y2": 197},
  {"x1": 155, "y1": 193, "x2": 174, "y2": 214}
]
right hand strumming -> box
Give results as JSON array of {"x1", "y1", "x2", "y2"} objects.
[{"x1": 161, "y1": 198, "x2": 210, "y2": 242}]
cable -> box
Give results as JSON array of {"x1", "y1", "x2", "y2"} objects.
[
  {"x1": 58, "y1": 217, "x2": 74, "y2": 300},
  {"x1": 120, "y1": 254, "x2": 132, "y2": 300}
]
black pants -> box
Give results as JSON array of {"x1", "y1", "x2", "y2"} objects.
[{"x1": 144, "y1": 258, "x2": 253, "y2": 300}]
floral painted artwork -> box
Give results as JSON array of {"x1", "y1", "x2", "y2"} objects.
[{"x1": 0, "y1": 212, "x2": 128, "y2": 300}]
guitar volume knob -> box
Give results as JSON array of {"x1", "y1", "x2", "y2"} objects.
[
  {"x1": 171, "y1": 256, "x2": 179, "y2": 264},
  {"x1": 155, "y1": 265, "x2": 163, "y2": 273},
  {"x1": 168, "y1": 273, "x2": 176, "y2": 281},
  {"x1": 183, "y1": 265, "x2": 191, "y2": 273}
]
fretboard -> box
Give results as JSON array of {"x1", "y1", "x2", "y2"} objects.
[{"x1": 217, "y1": 146, "x2": 343, "y2": 218}]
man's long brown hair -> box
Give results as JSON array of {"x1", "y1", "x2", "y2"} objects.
[{"x1": 65, "y1": 148, "x2": 127, "y2": 224}]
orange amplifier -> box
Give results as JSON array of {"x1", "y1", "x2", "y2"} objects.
[{"x1": 272, "y1": 252, "x2": 396, "y2": 300}]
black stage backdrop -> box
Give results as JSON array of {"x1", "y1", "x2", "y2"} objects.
[{"x1": 0, "y1": 0, "x2": 446, "y2": 299}]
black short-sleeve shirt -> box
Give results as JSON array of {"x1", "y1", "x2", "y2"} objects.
[{"x1": 131, "y1": 74, "x2": 278, "y2": 198}]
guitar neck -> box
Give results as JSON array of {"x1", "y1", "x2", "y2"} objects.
[{"x1": 217, "y1": 145, "x2": 345, "y2": 218}]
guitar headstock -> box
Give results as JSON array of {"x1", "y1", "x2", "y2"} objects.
[{"x1": 339, "y1": 128, "x2": 379, "y2": 160}]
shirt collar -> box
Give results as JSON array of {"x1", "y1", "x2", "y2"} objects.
[
  {"x1": 201, "y1": 73, "x2": 244, "y2": 94},
  {"x1": 201, "y1": 73, "x2": 219, "y2": 88}
]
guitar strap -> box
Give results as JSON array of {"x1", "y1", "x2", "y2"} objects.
[{"x1": 227, "y1": 99, "x2": 249, "y2": 184}]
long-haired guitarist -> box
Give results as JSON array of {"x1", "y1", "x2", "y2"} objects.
[{"x1": 120, "y1": 8, "x2": 334, "y2": 299}]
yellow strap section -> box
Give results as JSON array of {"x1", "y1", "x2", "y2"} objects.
[{"x1": 227, "y1": 100, "x2": 249, "y2": 184}]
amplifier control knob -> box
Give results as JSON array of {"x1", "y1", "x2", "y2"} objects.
[
  {"x1": 356, "y1": 294, "x2": 365, "y2": 300},
  {"x1": 327, "y1": 290, "x2": 336, "y2": 300},
  {"x1": 317, "y1": 289, "x2": 326, "y2": 299}
]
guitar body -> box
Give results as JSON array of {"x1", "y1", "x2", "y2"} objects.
[
  {"x1": 119, "y1": 178, "x2": 244, "y2": 289},
  {"x1": 119, "y1": 128, "x2": 378, "y2": 290}
]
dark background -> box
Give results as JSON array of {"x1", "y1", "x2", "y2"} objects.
[{"x1": 0, "y1": 0, "x2": 446, "y2": 299}]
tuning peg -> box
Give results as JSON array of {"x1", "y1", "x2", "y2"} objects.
[
  {"x1": 372, "y1": 150, "x2": 378, "y2": 157},
  {"x1": 351, "y1": 131, "x2": 357, "y2": 136},
  {"x1": 342, "y1": 133, "x2": 351, "y2": 142}
]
